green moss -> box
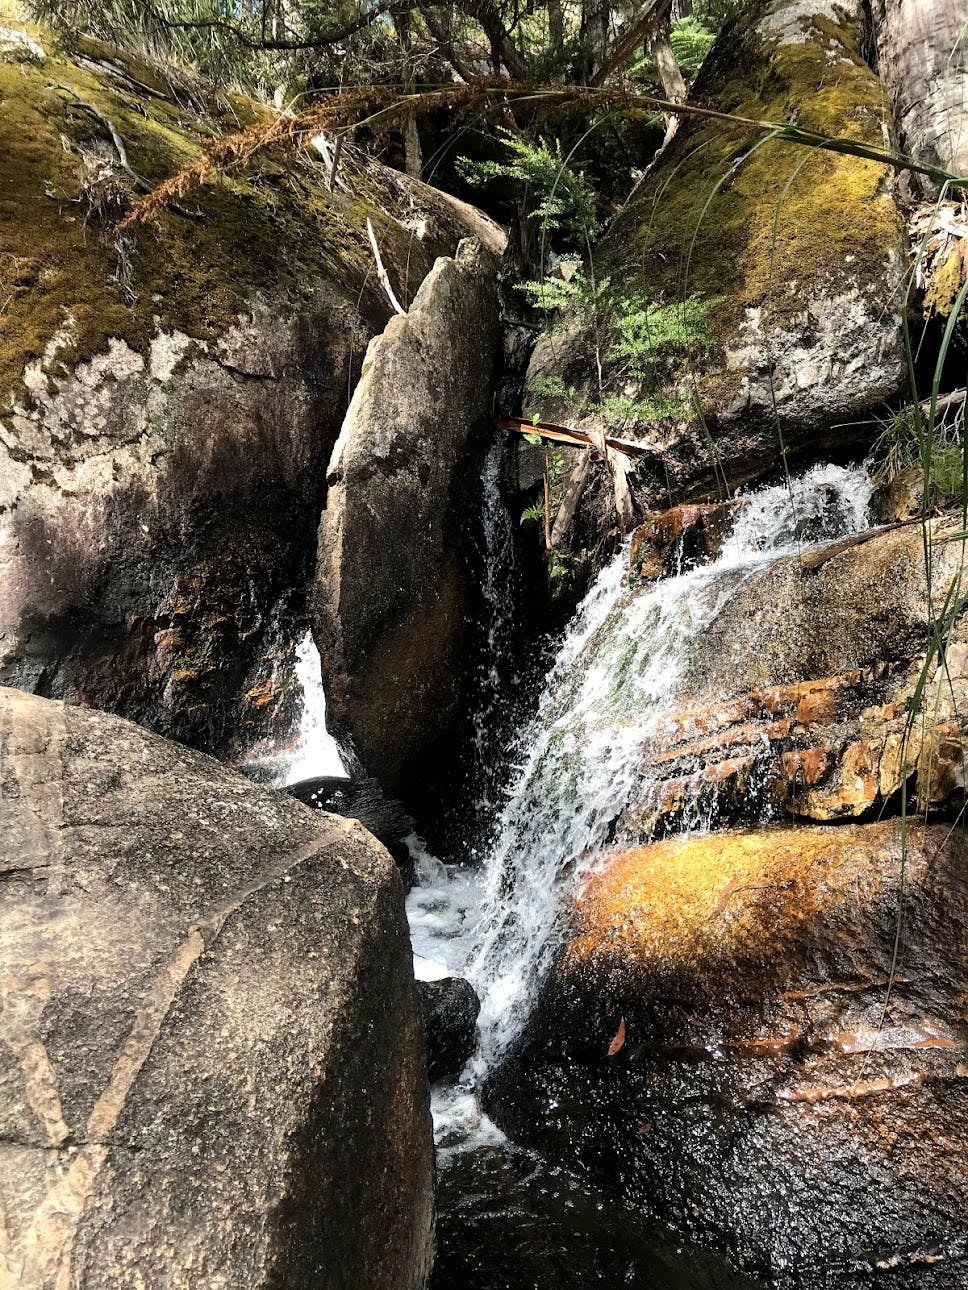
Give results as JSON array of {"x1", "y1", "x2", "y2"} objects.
[
  {"x1": 0, "y1": 29, "x2": 421, "y2": 402},
  {"x1": 605, "y1": 8, "x2": 904, "y2": 376}
]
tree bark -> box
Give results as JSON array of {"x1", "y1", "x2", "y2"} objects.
[{"x1": 875, "y1": 0, "x2": 968, "y2": 190}]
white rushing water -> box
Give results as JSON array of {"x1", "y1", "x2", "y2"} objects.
[
  {"x1": 283, "y1": 630, "x2": 347, "y2": 784},
  {"x1": 407, "y1": 462, "x2": 873, "y2": 1134},
  {"x1": 244, "y1": 629, "x2": 347, "y2": 786}
]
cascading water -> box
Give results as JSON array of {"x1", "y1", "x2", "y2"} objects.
[
  {"x1": 409, "y1": 462, "x2": 873, "y2": 1103},
  {"x1": 243, "y1": 628, "x2": 347, "y2": 786},
  {"x1": 468, "y1": 441, "x2": 519, "y2": 824},
  {"x1": 283, "y1": 630, "x2": 347, "y2": 783}
]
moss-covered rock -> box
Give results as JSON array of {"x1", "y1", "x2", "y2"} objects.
[
  {"x1": 0, "y1": 14, "x2": 503, "y2": 757},
  {"x1": 526, "y1": 0, "x2": 907, "y2": 507}
]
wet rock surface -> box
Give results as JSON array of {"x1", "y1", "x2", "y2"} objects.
[
  {"x1": 487, "y1": 821, "x2": 968, "y2": 1287},
  {"x1": 314, "y1": 237, "x2": 503, "y2": 796},
  {"x1": 285, "y1": 773, "x2": 415, "y2": 869},
  {"x1": 630, "y1": 504, "x2": 736, "y2": 586},
  {"x1": 0, "y1": 686, "x2": 433, "y2": 1289},
  {"x1": 432, "y1": 1145, "x2": 757, "y2": 1290},
  {"x1": 417, "y1": 976, "x2": 481, "y2": 1083},
  {"x1": 626, "y1": 520, "x2": 968, "y2": 836}
]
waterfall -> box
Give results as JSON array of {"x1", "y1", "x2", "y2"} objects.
[
  {"x1": 408, "y1": 462, "x2": 873, "y2": 1109},
  {"x1": 283, "y1": 630, "x2": 347, "y2": 784},
  {"x1": 242, "y1": 629, "x2": 347, "y2": 786}
]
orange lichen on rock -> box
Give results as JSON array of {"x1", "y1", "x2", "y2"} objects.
[{"x1": 565, "y1": 823, "x2": 919, "y2": 991}]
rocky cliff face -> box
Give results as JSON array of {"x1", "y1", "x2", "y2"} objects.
[
  {"x1": 0, "y1": 21, "x2": 502, "y2": 761},
  {"x1": 314, "y1": 238, "x2": 503, "y2": 795},
  {"x1": 0, "y1": 685, "x2": 434, "y2": 1289}
]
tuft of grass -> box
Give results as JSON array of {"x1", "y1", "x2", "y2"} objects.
[{"x1": 871, "y1": 405, "x2": 965, "y2": 501}]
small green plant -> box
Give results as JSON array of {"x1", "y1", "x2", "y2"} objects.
[
  {"x1": 601, "y1": 393, "x2": 687, "y2": 425},
  {"x1": 530, "y1": 375, "x2": 577, "y2": 401},
  {"x1": 670, "y1": 16, "x2": 718, "y2": 76},
  {"x1": 611, "y1": 292, "x2": 720, "y2": 379},
  {"x1": 870, "y1": 406, "x2": 965, "y2": 499},
  {"x1": 520, "y1": 501, "x2": 546, "y2": 525},
  {"x1": 458, "y1": 131, "x2": 599, "y2": 250},
  {"x1": 521, "y1": 269, "x2": 718, "y2": 399},
  {"x1": 630, "y1": 14, "x2": 717, "y2": 82},
  {"x1": 548, "y1": 549, "x2": 572, "y2": 580}
]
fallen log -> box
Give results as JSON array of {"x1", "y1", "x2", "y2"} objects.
[
  {"x1": 801, "y1": 518, "x2": 923, "y2": 571},
  {"x1": 500, "y1": 416, "x2": 660, "y2": 459}
]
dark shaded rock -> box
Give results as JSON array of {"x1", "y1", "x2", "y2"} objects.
[
  {"x1": 314, "y1": 238, "x2": 503, "y2": 797},
  {"x1": 417, "y1": 976, "x2": 481, "y2": 1082},
  {"x1": 487, "y1": 821, "x2": 968, "y2": 1288},
  {"x1": 432, "y1": 1144, "x2": 757, "y2": 1290},
  {"x1": 0, "y1": 686, "x2": 433, "y2": 1288},
  {"x1": 0, "y1": 21, "x2": 502, "y2": 761},
  {"x1": 285, "y1": 773, "x2": 416, "y2": 871}
]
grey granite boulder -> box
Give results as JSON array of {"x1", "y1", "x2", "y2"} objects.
[{"x1": 0, "y1": 686, "x2": 433, "y2": 1289}]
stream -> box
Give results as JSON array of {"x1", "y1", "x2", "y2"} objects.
[{"x1": 258, "y1": 459, "x2": 874, "y2": 1288}]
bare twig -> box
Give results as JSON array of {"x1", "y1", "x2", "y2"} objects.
[
  {"x1": 56, "y1": 85, "x2": 147, "y2": 189},
  {"x1": 366, "y1": 217, "x2": 406, "y2": 315}
]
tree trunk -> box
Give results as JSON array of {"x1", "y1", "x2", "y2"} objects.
[
  {"x1": 875, "y1": 0, "x2": 968, "y2": 190},
  {"x1": 404, "y1": 115, "x2": 423, "y2": 180}
]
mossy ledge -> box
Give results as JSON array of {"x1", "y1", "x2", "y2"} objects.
[
  {"x1": 0, "y1": 19, "x2": 482, "y2": 404},
  {"x1": 605, "y1": 1, "x2": 904, "y2": 387}
]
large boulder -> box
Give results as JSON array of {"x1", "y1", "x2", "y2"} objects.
[
  {"x1": 0, "y1": 21, "x2": 501, "y2": 760},
  {"x1": 526, "y1": 0, "x2": 907, "y2": 504},
  {"x1": 488, "y1": 821, "x2": 968, "y2": 1287},
  {"x1": 626, "y1": 520, "x2": 968, "y2": 836},
  {"x1": 0, "y1": 686, "x2": 433, "y2": 1288},
  {"x1": 314, "y1": 238, "x2": 503, "y2": 794}
]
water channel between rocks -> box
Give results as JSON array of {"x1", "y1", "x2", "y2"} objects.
[{"x1": 260, "y1": 460, "x2": 874, "y2": 1289}]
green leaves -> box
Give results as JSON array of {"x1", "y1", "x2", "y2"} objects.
[{"x1": 457, "y1": 129, "x2": 600, "y2": 248}]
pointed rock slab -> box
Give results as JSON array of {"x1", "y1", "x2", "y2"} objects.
[
  {"x1": 314, "y1": 238, "x2": 502, "y2": 795},
  {"x1": 487, "y1": 821, "x2": 968, "y2": 1286},
  {"x1": 0, "y1": 686, "x2": 433, "y2": 1289}
]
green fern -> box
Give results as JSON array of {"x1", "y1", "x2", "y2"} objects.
[{"x1": 458, "y1": 131, "x2": 599, "y2": 247}]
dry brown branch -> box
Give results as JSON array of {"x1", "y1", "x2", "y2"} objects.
[
  {"x1": 118, "y1": 81, "x2": 968, "y2": 231},
  {"x1": 501, "y1": 416, "x2": 660, "y2": 458}
]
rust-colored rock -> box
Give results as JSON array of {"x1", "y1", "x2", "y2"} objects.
[
  {"x1": 629, "y1": 503, "x2": 736, "y2": 585},
  {"x1": 487, "y1": 821, "x2": 968, "y2": 1285},
  {"x1": 624, "y1": 521, "x2": 968, "y2": 837}
]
